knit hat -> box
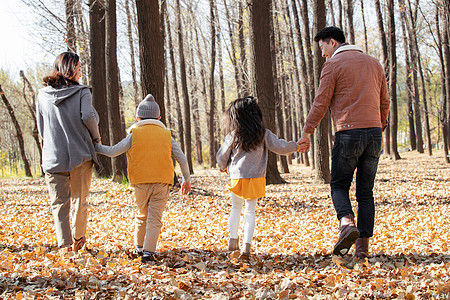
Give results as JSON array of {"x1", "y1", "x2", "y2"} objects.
[{"x1": 136, "y1": 94, "x2": 160, "y2": 119}]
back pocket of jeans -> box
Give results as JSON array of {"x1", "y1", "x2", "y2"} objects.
[
  {"x1": 370, "y1": 135, "x2": 382, "y2": 158},
  {"x1": 339, "y1": 136, "x2": 361, "y2": 158}
]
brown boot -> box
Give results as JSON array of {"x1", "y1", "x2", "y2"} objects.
[
  {"x1": 228, "y1": 238, "x2": 239, "y2": 251},
  {"x1": 239, "y1": 243, "x2": 251, "y2": 260},
  {"x1": 332, "y1": 214, "x2": 360, "y2": 256},
  {"x1": 73, "y1": 236, "x2": 86, "y2": 252},
  {"x1": 354, "y1": 237, "x2": 369, "y2": 259}
]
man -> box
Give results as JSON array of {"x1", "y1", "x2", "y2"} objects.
[{"x1": 298, "y1": 26, "x2": 390, "y2": 258}]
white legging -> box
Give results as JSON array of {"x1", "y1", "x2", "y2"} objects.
[{"x1": 229, "y1": 193, "x2": 257, "y2": 244}]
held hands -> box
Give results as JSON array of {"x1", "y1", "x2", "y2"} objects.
[
  {"x1": 181, "y1": 181, "x2": 191, "y2": 195},
  {"x1": 297, "y1": 136, "x2": 311, "y2": 153}
]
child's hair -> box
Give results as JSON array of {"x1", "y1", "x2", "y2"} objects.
[
  {"x1": 224, "y1": 96, "x2": 265, "y2": 152},
  {"x1": 43, "y1": 52, "x2": 80, "y2": 88}
]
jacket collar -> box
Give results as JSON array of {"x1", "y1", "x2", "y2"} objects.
[
  {"x1": 331, "y1": 44, "x2": 363, "y2": 59},
  {"x1": 127, "y1": 119, "x2": 166, "y2": 134}
]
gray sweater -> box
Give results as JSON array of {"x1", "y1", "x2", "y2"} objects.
[
  {"x1": 216, "y1": 129, "x2": 298, "y2": 179},
  {"x1": 95, "y1": 119, "x2": 191, "y2": 183},
  {"x1": 37, "y1": 84, "x2": 101, "y2": 173}
]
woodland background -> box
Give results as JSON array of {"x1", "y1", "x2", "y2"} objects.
[
  {"x1": 0, "y1": 0, "x2": 449, "y2": 182},
  {"x1": 0, "y1": 1, "x2": 450, "y2": 298}
]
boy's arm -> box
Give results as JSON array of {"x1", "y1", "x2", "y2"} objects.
[
  {"x1": 265, "y1": 129, "x2": 299, "y2": 155},
  {"x1": 95, "y1": 134, "x2": 132, "y2": 157},
  {"x1": 171, "y1": 137, "x2": 191, "y2": 183}
]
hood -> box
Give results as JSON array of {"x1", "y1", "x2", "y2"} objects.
[{"x1": 39, "y1": 84, "x2": 89, "y2": 105}]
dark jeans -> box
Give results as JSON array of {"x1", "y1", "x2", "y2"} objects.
[{"x1": 331, "y1": 127, "x2": 382, "y2": 238}]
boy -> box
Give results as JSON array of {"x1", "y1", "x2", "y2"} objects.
[{"x1": 96, "y1": 94, "x2": 191, "y2": 262}]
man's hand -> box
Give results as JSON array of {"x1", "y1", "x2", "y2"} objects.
[
  {"x1": 181, "y1": 181, "x2": 191, "y2": 195},
  {"x1": 297, "y1": 135, "x2": 311, "y2": 153}
]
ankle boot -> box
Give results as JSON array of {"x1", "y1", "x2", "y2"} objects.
[
  {"x1": 239, "y1": 243, "x2": 251, "y2": 260},
  {"x1": 228, "y1": 238, "x2": 239, "y2": 251},
  {"x1": 354, "y1": 237, "x2": 369, "y2": 258},
  {"x1": 332, "y1": 214, "x2": 360, "y2": 256}
]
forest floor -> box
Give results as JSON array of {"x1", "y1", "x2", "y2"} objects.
[{"x1": 0, "y1": 151, "x2": 449, "y2": 299}]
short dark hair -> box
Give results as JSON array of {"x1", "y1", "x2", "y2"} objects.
[{"x1": 314, "y1": 26, "x2": 346, "y2": 43}]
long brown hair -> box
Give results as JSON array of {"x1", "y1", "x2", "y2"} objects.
[
  {"x1": 43, "y1": 52, "x2": 80, "y2": 88},
  {"x1": 223, "y1": 96, "x2": 265, "y2": 152}
]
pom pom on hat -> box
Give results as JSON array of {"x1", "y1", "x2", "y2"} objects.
[{"x1": 136, "y1": 94, "x2": 160, "y2": 119}]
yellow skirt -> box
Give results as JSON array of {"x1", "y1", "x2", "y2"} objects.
[{"x1": 228, "y1": 177, "x2": 266, "y2": 200}]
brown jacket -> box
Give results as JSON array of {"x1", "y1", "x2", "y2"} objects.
[{"x1": 303, "y1": 45, "x2": 390, "y2": 134}]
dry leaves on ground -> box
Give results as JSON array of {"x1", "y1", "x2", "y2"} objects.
[{"x1": 0, "y1": 151, "x2": 449, "y2": 299}]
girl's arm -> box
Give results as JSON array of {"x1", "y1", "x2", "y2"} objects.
[
  {"x1": 265, "y1": 129, "x2": 299, "y2": 155},
  {"x1": 216, "y1": 134, "x2": 233, "y2": 171},
  {"x1": 95, "y1": 134, "x2": 132, "y2": 157}
]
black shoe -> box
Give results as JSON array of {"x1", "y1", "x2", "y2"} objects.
[
  {"x1": 142, "y1": 251, "x2": 156, "y2": 262},
  {"x1": 135, "y1": 247, "x2": 143, "y2": 257}
]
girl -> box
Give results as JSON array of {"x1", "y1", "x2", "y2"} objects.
[
  {"x1": 37, "y1": 52, "x2": 102, "y2": 253},
  {"x1": 216, "y1": 96, "x2": 300, "y2": 258}
]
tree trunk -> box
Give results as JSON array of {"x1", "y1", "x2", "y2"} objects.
[
  {"x1": 19, "y1": 70, "x2": 43, "y2": 176},
  {"x1": 176, "y1": 0, "x2": 194, "y2": 174},
  {"x1": 188, "y1": 29, "x2": 203, "y2": 165},
  {"x1": 360, "y1": 0, "x2": 368, "y2": 52},
  {"x1": 209, "y1": 0, "x2": 217, "y2": 168},
  {"x1": 165, "y1": 12, "x2": 185, "y2": 152},
  {"x1": 345, "y1": 0, "x2": 355, "y2": 45},
  {"x1": 374, "y1": 0, "x2": 391, "y2": 156},
  {"x1": 239, "y1": 0, "x2": 249, "y2": 96},
  {"x1": 136, "y1": 0, "x2": 165, "y2": 124},
  {"x1": 404, "y1": 0, "x2": 424, "y2": 153},
  {"x1": 74, "y1": 0, "x2": 90, "y2": 85},
  {"x1": 407, "y1": 0, "x2": 432, "y2": 155},
  {"x1": 387, "y1": 0, "x2": 400, "y2": 160},
  {"x1": 284, "y1": 0, "x2": 308, "y2": 166},
  {"x1": 105, "y1": 0, "x2": 127, "y2": 182},
  {"x1": 292, "y1": 0, "x2": 314, "y2": 168},
  {"x1": 223, "y1": 0, "x2": 241, "y2": 98},
  {"x1": 399, "y1": 0, "x2": 416, "y2": 150},
  {"x1": 192, "y1": 18, "x2": 209, "y2": 165},
  {"x1": 250, "y1": 0, "x2": 284, "y2": 184},
  {"x1": 443, "y1": 0, "x2": 450, "y2": 161},
  {"x1": 328, "y1": 0, "x2": 336, "y2": 25},
  {"x1": 125, "y1": 0, "x2": 140, "y2": 107},
  {"x1": 312, "y1": 0, "x2": 330, "y2": 184},
  {"x1": 214, "y1": 2, "x2": 226, "y2": 136},
  {"x1": 300, "y1": 0, "x2": 315, "y2": 103},
  {"x1": 89, "y1": 0, "x2": 111, "y2": 176},
  {"x1": 0, "y1": 85, "x2": 32, "y2": 177},
  {"x1": 337, "y1": 0, "x2": 343, "y2": 29},
  {"x1": 436, "y1": 4, "x2": 449, "y2": 162},
  {"x1": 271, "y1": 3, "x2": 289, "y2": 173},
  {"x1": 65, "y1": 0, "x2": 76, "y2": 52}
]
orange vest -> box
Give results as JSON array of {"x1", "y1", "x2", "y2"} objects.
[{"x1": 127, "y1": 124, "x2": 174, "y2": 185}]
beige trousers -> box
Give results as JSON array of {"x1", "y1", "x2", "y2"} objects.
[
  {"x1": 134, "y1": 183, "x2": 170, "y2": 252},
  {"x1": 45, "y1": 160, "x2": 93, "y2": 247}
]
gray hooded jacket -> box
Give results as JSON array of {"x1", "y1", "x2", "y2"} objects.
[
  {"x1": 37, "y1": 84, "x2": 101, "y2": 173},
  {"x1": 216, "y1": 129, "x2": 298, "y2": 179}
]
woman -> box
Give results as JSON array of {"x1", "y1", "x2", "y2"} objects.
[{"x1": 37, "y1": 52, "x2": 101, "y2": 252}]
